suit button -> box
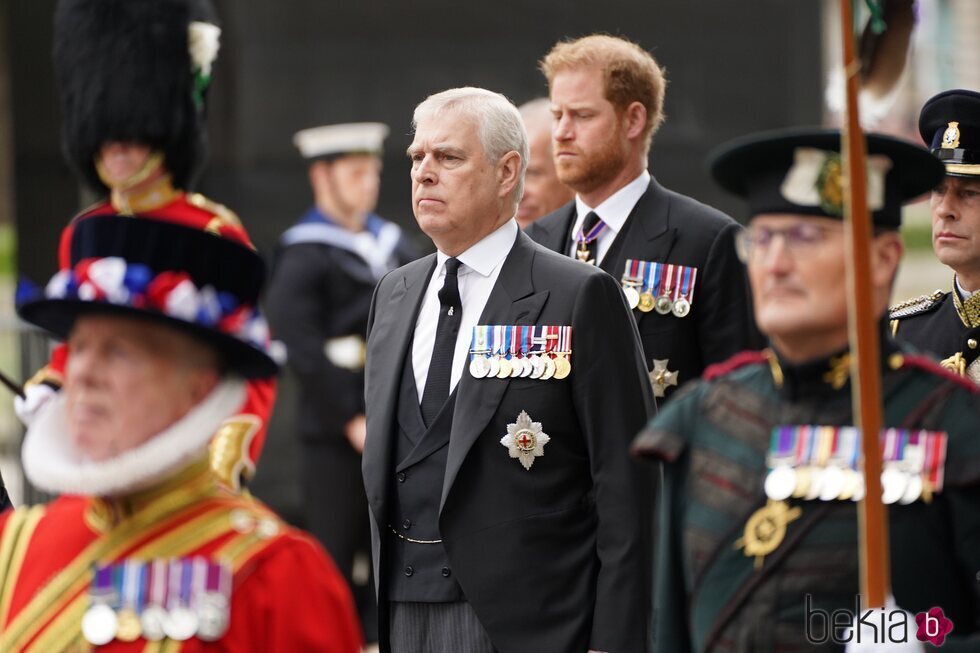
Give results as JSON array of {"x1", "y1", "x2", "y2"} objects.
[
  {"x1": 969, "y1": 339, "x2": 978, "y2": 350},
  {"x1": 397, "y1": 472, "x2": 407, "y2": 483},
  {"x1": 441, "y1": 567, "x2": 452, "y2": 578},
  {"x1": 404, "y1": 566, "x2": 414, "y2": 577},
  {"x1": 402, "y1": 519, "x2": 412, "y2": 530}
]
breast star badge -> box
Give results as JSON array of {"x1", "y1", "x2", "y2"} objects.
[
  {"x1": 650, "y1": 359, "x2": 679, "y2": 398},
  {"x1": 500, "y1": 411, "x2": 550, "y2": 470}
]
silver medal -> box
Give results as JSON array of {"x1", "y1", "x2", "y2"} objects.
[
  {"x1": 141, "y1": 605, "x2": 168, "y2": 641},
  {"x1": 881, "y1": 467, "x2": 908, "y2": 505},
  {"x1": 818, "y1": 466, "x2": 845, "y2": 502},
  {"x1": 623, "y1": 286, "x2": 640, "y2": 310},
  {"x1": 764, "y1": 465, "x2": 796, "y2": 501},
  {"x1": 82, "y1": 603, "x2": 118, "y2": 645},
  {"x1": 487, "y1": 356, "x2": 500, "y2": 378},
  {"x1": 529, "y1": 355, "x2": 544, "y2": 379},
  {"x1": 519, "y1": 357, "x2": 533, "y2": 377},
  {"x1": 899, "y1": 474, "x2": 923, "y2": 505},
  {"x1": 469, "y1": 356, "x2": 489, "y2": 379},
  {"x1": 197, "y1": 597, "x2": 230, "y2": 642},
  {"x1": 672, "y1": 297, "x2": 691, "y2": 318},
  {"x1": 164, "y1": 605, "x2": 199, "y2": 641},
  {"x1": 655, "y1": 295, "x2": 673, "y2": 315},
  {"x1": 509, "y1": 357, "x2": 523, "y2": 378}
]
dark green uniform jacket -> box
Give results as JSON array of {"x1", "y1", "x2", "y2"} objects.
[{"x1": 633, "y1": 342, "x2": 980, "y2": 652}]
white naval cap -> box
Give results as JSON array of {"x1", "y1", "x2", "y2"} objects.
[{"x1": 292, "y1": 122, "x2": 390, "y2": 160}]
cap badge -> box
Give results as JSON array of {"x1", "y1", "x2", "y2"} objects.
[{"x1": 942, "y1": 121, "x2": 960, "y2": 149}]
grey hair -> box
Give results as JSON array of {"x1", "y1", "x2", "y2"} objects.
[{"x1": 413, "y1": 87, "x2": 529, "y2": 202}]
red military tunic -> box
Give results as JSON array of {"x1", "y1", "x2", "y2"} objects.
[
  {"x1": 0, "y1": 460, "x2": 362, "y2": 652},
  {"x1": 27, "y1": 183, "x2": 276, "y2": 490}
]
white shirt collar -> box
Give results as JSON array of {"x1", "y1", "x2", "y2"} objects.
[
  {"x1": 436, "y1": 218, "x2": 518, "y2": 278},
  {"x1": 956, "y1": 275, "x2": 977, "y2": 299},
  {"x1": 574, "y1": 169, "x2": 651, "y2": 234}
]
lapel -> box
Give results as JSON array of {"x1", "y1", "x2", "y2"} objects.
[
  {"x1": 362, "y1": 256, "x2": 436, "y2": 514},
  {"x1": 599, "y1": 178, "x2": 678, "y2": 278},
  {"x1": 440, "y1": 232, "x2": 549, "y2": 511},
  {"x1": 533, "y1": 202, "x2": 577, "y2": 254}
]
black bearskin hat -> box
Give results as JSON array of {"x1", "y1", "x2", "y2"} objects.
[{"x1": 53, "y1": 0, "x2": 220, "y2": 193}]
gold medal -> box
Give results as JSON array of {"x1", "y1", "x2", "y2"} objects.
[
  {"x1": 734, "y1": 499, "x2": 802, "y2": 569},
  {"x1": 116, "y1": 608, "x2": 142, "y2": 642},
  {"x1": 792, "y1": 467, "x2": 812, "y2": 499},
  {"x1": 553, "y1": 354, "x2": 571, "y2": 380},
  {"x1": 540, "y1": 356, "x2": 556, "y2": 380},
  {"x1": 638, "y1": 291, "x2": 655, "y2": 313}
]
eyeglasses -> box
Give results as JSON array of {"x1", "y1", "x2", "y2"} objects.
[{"x1": 735, "y1": 223, "x2": 839, "y2": 263}]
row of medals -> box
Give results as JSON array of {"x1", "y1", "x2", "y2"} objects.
[
  {"x1": 764, "y1": 464, "x2": 930, "y2": 505},
  {"x1": 83, "y1": 595, "x2": 228, "y2": 644},
  {"x1": 470, "y1": 352, "x2": 571, "y2": 380},
  {"x1": 622, "y1": 282, "x2": 690, "y2": 317}
]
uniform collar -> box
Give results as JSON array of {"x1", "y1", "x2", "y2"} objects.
[
  {"x1": 766, "y1": 324, "x2": 903, "y2": 401},
  {"x1": 574, "y1": 169, "x2": 650, "y2": 234},
  {"x1": 952, "y1": 275, "x2": 980, "y2": 328},
  {"x1": 110, "y1": 175, "x2": 180, "y2": 215},
  {"x1": 22, "y1": 378, "x2": 245, "y2": 499}
]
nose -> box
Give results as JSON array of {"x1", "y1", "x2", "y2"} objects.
[
  {"x1": 553, "y1": 113, "x2": 572, "y2": 142},
  {"x1": 412, "y1": 155, "x2": 436, "y2": 185},
  {"x1": 932, "y1": 188, "x2": 958, "y2": 222},
  {"x1": 759, "y1": 233, "x2": 794, "y2": 273}
]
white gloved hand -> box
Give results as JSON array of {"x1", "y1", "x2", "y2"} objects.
[
  {"x1": 845, "y1": 595, "x2": 928, "y2": 652},
  {"x1": 13, "y1": 383, "x2": 58, "y2": 428}
]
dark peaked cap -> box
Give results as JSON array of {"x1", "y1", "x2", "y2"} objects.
[
  {"x1": 53, "y1": 0, "x2": 219, "y2": 194},
  {"x1": 709, "y1": 128, "x2": 945, "y2": 229}
]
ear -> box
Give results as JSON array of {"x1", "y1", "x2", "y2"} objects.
[
  {"x1": 496, "y1": 150, "x2": 522, "y2": 199},
  {"x1": 308, "y1": 160, "x2": 329, "y2": 187},
  {"x1": 623, "y1": 101, "x2": 648, "y2": 141},
  {"x1": 872, "y1": 231, "x2": 904, "y2": 308}
]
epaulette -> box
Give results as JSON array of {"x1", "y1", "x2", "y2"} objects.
[
  {"x1": 889, "y1": 289, "x2": 946, "y2": 320},
  {"x1": 186, "y1": 192, "x2": 244, "y2": 229},
  {"x1": 900, "y1": 352, "x2": 979, "y2": 394},
  {"x1": 703, "y1": 350, "x2": 768, "y2": 381}
]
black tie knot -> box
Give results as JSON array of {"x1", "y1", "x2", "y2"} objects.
[
  {"x1": 437, "y1": 258, "x2": 462, "y2": 311},
  {"x1": 581, "y1": 211, "x2": 602, "y2": 236}
]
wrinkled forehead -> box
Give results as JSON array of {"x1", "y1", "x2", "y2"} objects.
[{"x1": 408, "y1": 110, "x2": 482, "y2": 154}]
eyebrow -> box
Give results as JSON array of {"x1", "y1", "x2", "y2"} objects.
[{"x1": 406, "y1": 144, "x2": 466, "y2": 158}]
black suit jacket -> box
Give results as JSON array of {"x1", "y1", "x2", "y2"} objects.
[
  {"x1": 525, "y1": 178, "x2": 762, "y2": 398},
  {"x1": 363, "y1": 231, "x2": 655, "y2": 653}
]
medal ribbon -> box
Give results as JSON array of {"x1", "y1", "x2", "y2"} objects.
[
  {"x1": 660, "y1": 264, "x2": 673, "y2": 299},
  {"x1": 546, "y1": 326, "x2": 558, "y2": 357},
  {"x1": 191, "y1": 557, "x2": 208, "y2": 611},
  {"x1": 679, "y1": 266, "x2": 697, "y2": 304},
  {"x1": 648, "y1": 263, "x2": 661, "y2": 297},
  {"x1": 925, "y1": 432, "x2": 948, "y2": 493},
  {"x1": 121, "y1": 559, "x2": 142, "y2": 612},
  {"x1": 575, "y1": 216, "x2": 607, "y2": 244}
]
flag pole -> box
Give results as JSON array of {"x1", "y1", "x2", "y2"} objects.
[{"x1": 839, "y1": 0, "x2": 890, "y2": 610}]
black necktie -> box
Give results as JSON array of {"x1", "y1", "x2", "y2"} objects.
[
  {"x1": 573, "y1": 211, "x2": 603, "y2": 265},
  {"x1": 420, "y1": 258, "x2": 463, "y2": 426}
]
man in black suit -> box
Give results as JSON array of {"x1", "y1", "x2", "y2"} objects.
[
  {"x1": 363, "y1": 87, "x2": 654, "y2": 653},
  {"x1": 526, "y1": 34, "x2": 761, "y2": 401}
]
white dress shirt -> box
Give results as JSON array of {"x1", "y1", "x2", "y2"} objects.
[
  {"x1": 567, "y1": 169, "x2": 651, "y2": 265},
  {"x1": 412, "y1": 219, "x2": 518, "y2": 401},
  {"x1": 956, "y1": 276, "x2": 976, "y2": 299}
]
